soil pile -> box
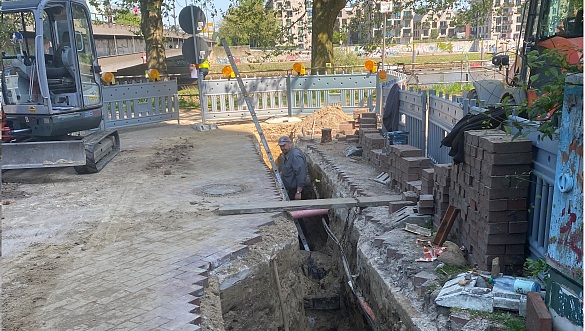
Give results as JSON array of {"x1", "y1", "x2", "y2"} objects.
[{"x1": 261, "y1": 106, "x2": 353, "y2": 140}]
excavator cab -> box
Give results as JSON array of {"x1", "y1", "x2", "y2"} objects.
[
  {"x1": 1, "y1": 0, "x2": 103, "y2": 138},
  {"x1": 1, "y1": 0, "x2": 120, "y2": 174},
  {"x1": 468, "y1": 0, "x2": 582, "y2": 108}
]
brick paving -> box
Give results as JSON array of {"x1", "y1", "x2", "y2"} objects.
[{"x1": 3, "y1": 124, "x2": 281, "y2": 330}]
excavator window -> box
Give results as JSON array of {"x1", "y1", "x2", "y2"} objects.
[
  {"x1": 1, "y1": 11, "x2": 42, "y2": 105},
  {"x1": 541, "y1": 0, "x2": 583, "y2": 39}
]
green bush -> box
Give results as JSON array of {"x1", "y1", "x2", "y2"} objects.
[{"x1": 333, "y1": 48, "x2": 361, "y2": 67}]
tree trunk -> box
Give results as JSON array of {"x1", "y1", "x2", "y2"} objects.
[
  {"x1": 311, "y1": 0, "x2": 346, "y2": 74},
  {"x1": 140, "y1": 0, "x2": 167, "y2": 74}
]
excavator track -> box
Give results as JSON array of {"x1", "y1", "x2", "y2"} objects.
[{"x1": 74, "y1": 129, "x2": 120, "y2": 174}]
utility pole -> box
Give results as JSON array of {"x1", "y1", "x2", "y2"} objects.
[
  {"x1": 382, "y1": 12, "x2": 387, "y2": 68},
  {"x1": 380, "y1": 1, "x2": 390, "y2": 69}
]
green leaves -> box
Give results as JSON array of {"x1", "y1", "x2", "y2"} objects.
[
  {"x1": 503, "y1": 47, "x2": 582, "y2": 140},
  {"x1": 218, "y1": 0, "x2": 281, "y2": 49}
]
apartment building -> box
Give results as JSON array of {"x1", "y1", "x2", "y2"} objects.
[
  {"x1": 270, "y1": 0, "x2": 526, "y2": 50},
  {"x1": 269, "y1": 0, "x2": 313, "y2": 49}
]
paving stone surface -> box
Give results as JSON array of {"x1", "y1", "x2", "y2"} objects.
[{"x1": 2, "y1": 122, "x2": 280, "y2": 330}]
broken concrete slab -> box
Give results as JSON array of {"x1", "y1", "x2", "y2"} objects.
[
  {"x1": 192, "y1": 123, "x2": 218, "y2": 131},
  {"x1": 373, "y1": 172, "x2": 391, "y2": 185},
  {"x1": 435, "y1": 273, "x2": 494, "y2": 312},
  {"x1": 436, "y1": 272, "x2": 532, "y2": 315}
]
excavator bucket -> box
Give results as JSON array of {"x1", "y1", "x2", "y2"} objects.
[{"x1": 1, "y1": 140, "x2": 86, "y2": 170}]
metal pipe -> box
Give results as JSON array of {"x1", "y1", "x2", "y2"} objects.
[{"x1": 288, "y1": 209, "x2": 329, "y2": 219}]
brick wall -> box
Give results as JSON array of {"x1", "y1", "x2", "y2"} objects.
[{"x1": 449, "y1": 130, "x2": 532, "y2": 270}]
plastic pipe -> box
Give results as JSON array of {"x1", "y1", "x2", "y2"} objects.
[{"x1": 287, "y1": 209, "x2": 329, "y2": 219}]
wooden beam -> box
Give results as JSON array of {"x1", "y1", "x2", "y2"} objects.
[{"x1": 218, "y1": 195, "x2": 402, "y2": 215}]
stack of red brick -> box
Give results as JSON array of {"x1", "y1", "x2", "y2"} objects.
[
  {"x1": 432, "y1": 164, "x2": 452, "y2": 230},
  {"x1": 449, "y1": 130, "x2": 532, "y2": 270},
  {"x1": 421, "y1": 168, "x2": 434, "y2": 195}
]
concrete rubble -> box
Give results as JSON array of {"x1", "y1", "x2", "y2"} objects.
[{"x1": 435, "y1": 271, "x2": 537, "y2": 316}]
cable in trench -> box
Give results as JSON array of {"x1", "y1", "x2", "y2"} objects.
[{"x1": 321, "y1": 214, "x2": 377, "y2": 330}]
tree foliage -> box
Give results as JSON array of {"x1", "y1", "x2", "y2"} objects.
[
  {"x1": 218, "y1": 0, "x2": 281, "y2": 48},
  {"x1": 90, "y1": 0, "x2": 168, "y2": 74},
  {"x1": 114, "y1": 9, "x2": 141, "y2": 27}
]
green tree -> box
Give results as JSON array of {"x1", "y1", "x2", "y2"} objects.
[
  {"x1": 311, "y1": 0, "x2": 346, "y2": 72},
  {"x1": 115, "y1": 8, "x2": 141, "y2": 27},
  {"x1": 90, "y1": 0, "x2": 168, "y2": 74},
  {"x1": 139, "y1": 0, "x2": 167, "y2": 74},
  {"x1": 218, "y1": 0, "x2": 281, "y2": 48}
]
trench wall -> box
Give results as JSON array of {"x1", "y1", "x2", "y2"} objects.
[
  {"x1": 306, "y1": 145, "x2": 429, "y2": 330},
  {"x1": 217, "y1": 231, "x2": 309, "y2": 331}
]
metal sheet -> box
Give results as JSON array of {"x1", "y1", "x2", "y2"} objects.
[
  {"x1": 547, "y1": 73, "x2": 583, "y2": 283},
  {"x1": 1, "y1": 140, "x2": 86, "y2": 169}
]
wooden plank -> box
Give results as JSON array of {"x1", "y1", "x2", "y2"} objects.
[
  {"x1": 432, "y1": 205, "x2": 460, "y2": 246},
  {"x1": 218, "y1": 195, "x2": 402, "y2": 216}
]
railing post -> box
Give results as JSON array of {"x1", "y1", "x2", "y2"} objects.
[
  {"x1": 376, "y1": 73, "x2": 382, "y2": 116},
  {"x1": 200, "y1": 80, "x2": 207, "y2": 123},
  {"x1": 286, "y1": 73, "x2": 293, "y2": 117},
  {"x1": 421, "y1": 89, "x2": 427, "y2": 157},
  {"x1": 462, "y1": 98, "x2": 470, "y2": 115}
]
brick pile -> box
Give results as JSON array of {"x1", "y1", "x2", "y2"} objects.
[
  {"x1": 420, "y1": 168, "x2": 434, "y2": 195},
  {"x1": 450, "y1": 130, "x2": 532, "y2": 270},
  {"x1": 355, "y1": 111, "x2": 377, "y2": 130},
  {"x1": 389, "y1": 146, "x2": 432, "y2": 192},
  {"x1": 432, "y1": 164, "x2": 452, "y2": 230}
]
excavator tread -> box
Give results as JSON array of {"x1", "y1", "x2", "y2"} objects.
[{"x1": 74, "y1": 129, "x2": 120, "y2": 174}]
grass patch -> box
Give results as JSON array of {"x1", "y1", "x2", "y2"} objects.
[
  {"x1": 435, "y1": 264, "x2": 473, "y2": 285},
  {"x1": 178, "y1": 87, "x2": 199, "y2": 109},
  {"x1": 452, "y1": 308, "x2": 526, "y2": 331}
]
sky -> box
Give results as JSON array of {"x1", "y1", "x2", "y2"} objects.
[{"x1": 172, "y1": 0, "x2": 231, "y2": 25}]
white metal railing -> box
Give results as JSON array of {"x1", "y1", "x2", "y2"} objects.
[{"x1": 101, "y1": 80, "x2": 179, "y2": 129}]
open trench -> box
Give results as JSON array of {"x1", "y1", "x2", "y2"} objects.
[{"x1": 199, "y1": 140, "x2": 435, "y2": 331}]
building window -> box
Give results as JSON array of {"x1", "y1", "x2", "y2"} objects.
[
  {"x1": 440, "y1": 28, "x2": 446, "y2": 34},
  {"x1": 516, "y1": 24, "x2": 521, "y2": 31},
  {"x1": 285, "y1": 1, "x2": 291, "y2": 9},
  {"x1": 423, "y1": 29, "x2": 429, "y2": 36},
  {"x1": 287, "y1": 10, "x2": 292, "y2": 18},
  {"x1": 308, "y1": 10, "x2": 312, "y2": 17},
  {"x1": 307, "y1": 1, "x2": 312, "y2": 8},
  {"x1": 404, "y1": 10, "x2": 412, "y2": 18},
  {"x1": 516, "y1": 16, "x2": 522, "y2": 23},
  {"x1": 440, "y1": 21, "x2": 447, "y2": 27},
  {"x1": 432, "y1": 22, "x2": 437, "y2": 28},
  {"x1": 496, "y1": 17, "x2": 502, "y2": 24},
  {"x1": 404, "y1": 20, "x2": 411, "y2": 27},
  {"x1": 338, "y1": 11, "x2": 342, "y2": 17},
  {"x1": 446, "y1": 13, "x2": 451, "y2": 19},
  {"x1": 403, "y1": 28, "x2": 411, "y2": 36},
  {"x1": 395, "y1": 12, "x2": 401, "y2": 19}
]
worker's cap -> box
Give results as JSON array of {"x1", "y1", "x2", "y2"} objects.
[{"x1": 277, "y1": 136, "x2": 292, "y2": 145}]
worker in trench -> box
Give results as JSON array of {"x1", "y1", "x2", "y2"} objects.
[{"x1": 277, "y1": 136, "x2": 310, "y2": 200}]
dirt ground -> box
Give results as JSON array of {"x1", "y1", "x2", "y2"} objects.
[{"x1": 0, "y1": 107, "x2": 357, "y2": 330}]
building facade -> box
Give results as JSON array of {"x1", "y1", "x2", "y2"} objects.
[{"x1": 270, "y1": 0, "x2": 527, "y2": 50}]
